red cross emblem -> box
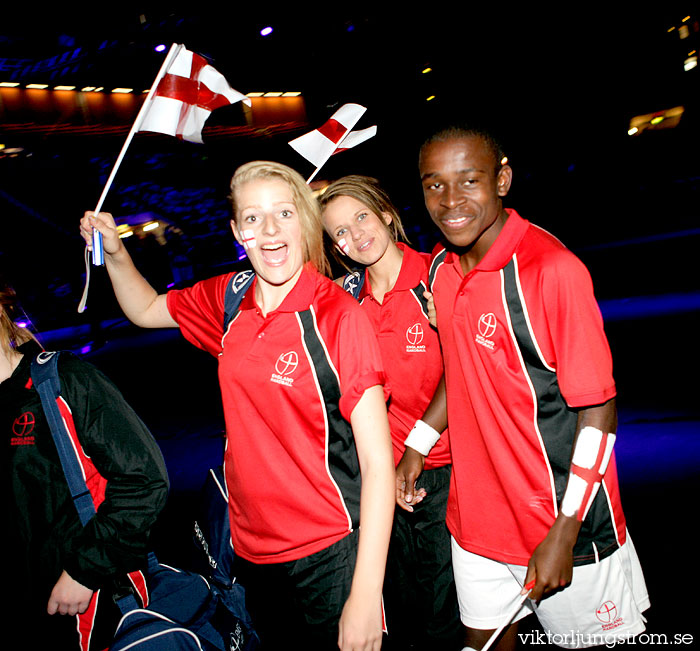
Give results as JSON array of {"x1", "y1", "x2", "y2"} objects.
[
  {"x1": 13, "y1": 411, "x2": 36, "y2": 437},
  {"x1": 596, "y1": 601, "x2": 618, "y2": 624},
  {"x1": 275, "y1": 352, "x2": 299, "y2": 376},
  {"x1": 406, "y1": 323, "x2": 424, "y2": 345}
]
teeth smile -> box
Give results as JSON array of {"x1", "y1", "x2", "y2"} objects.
[
  {"x1": 259, "y1": 242, "x2": 289, "y2": 265},
  {"x1": 444, "y1": 216, "x2": 470, "y2": 227}
]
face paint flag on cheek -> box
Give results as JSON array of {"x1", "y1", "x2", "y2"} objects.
[
  {"x1": 337, "y1": 238, "x2": 350, "y2": 255},
  {"x1": 241, "y1": 229, "x2": 257, "y2": 251},
  {"x1": 288, "y1": 103, "x2": 377, "y2": 184}
]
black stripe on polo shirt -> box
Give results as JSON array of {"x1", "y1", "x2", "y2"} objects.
[
  {"x1": 409, "y1": 281, "x2": 430, "y2": 321},
  {"x1": 428, "y1": 249, "x2": 447, "y2": 290},
  {"x1": 297, "y1": 309, "x2": 361, "y2": 531},
  {"x1": 502, "y1": 256, "x2": 619, "y2": 564},
  {"x1": 502, "y1": 257, "x2": 576, "y2": 490}
]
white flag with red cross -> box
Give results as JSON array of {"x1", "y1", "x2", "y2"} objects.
[
  {"x1": 288, "y1": 103, "x2": 377, "y2": 182},
  {"x1": 139, "y1": 46, "x2": 250, "y2": 143}
]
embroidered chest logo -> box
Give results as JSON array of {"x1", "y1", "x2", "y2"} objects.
[
  {"x1": 12, "y1": 411, "x2": 36, "y2": 446},
  {"x1": 595, "y1": 600, "x2": 625, "y2": 631},
  {"x1": 476, "y1": 313, "x2": 497, "y2": 351},
  {"x1": 405, "y1": 323, "x2": 426, "y2": 353},
  {"x1": 271, "y1": 351, "x2": 299, "y2": 387}
]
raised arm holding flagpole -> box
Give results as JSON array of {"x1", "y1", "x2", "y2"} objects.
[
  {"x1": 88, "y1": 43, "x2": 183, "y2": 269},
  {"x1": 79, "y1": 43, "x2": 249, "y2": 312}
]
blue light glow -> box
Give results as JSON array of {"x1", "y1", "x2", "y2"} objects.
[
  {"x1": 599, "y1": 291, "x2": 700, "y2": 322},
  {"x1": 260, "y1": 26, "x2": 273, "y2": 36},
  {"x1": 577, "y1": 227, "x2": 700, "y2": 253}
]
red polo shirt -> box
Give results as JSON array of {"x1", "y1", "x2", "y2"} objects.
[
  {"x1": 356, "y1": 243, "x2": 451, "y2": 469},
  {"x1": 168, "y1": 265, "x2": 388, "y2": 563},
  {"x1": 431, "y1": 210, "x2": 625, "y2": 566}
]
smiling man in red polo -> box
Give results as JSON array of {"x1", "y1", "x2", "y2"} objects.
[{"x1": 400, "y1": 124, "x2": 650, "y2": 650}]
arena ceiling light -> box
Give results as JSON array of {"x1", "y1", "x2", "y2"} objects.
[{"x1": 246, "y1": 91, "x2": 302, "y2": 97}]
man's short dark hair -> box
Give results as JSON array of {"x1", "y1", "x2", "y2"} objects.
[{"x1": 419, "y1": 124, "x2": 507, "y2": 176}]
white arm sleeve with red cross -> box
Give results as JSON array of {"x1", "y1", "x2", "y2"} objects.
[{"x1": 561, "y1": 426, "x2": 616, "y2": 521}]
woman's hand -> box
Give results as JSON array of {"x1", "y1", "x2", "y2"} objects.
[
  {"x1": 47, "y1": 571, "x2": 94, "y2": 616},
  {"x1": 338, "y1": 591, "x2": 384, "y2": 651},
  {"x1": 79, "y1": 211, "x2": 123, "y2": 257}
]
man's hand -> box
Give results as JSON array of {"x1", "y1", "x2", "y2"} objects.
[
  {"x1": 523, "y1": 514, "x2": 581, "y2": 602},
  {"x1": 395, "y1": 447, "x2": 427, "y2": 512},
  {"x1": 423, "y1": 290, "x2": 437, "y2": 328},
  {"x1": 47, "y1": 571, "x2": 94, "y2": 616}
]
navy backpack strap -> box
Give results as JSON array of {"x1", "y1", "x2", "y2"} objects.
[
  {"x1": 31, "y1": 351, "x2": 97, "y2": 526},
  {"x1": 223, "y1": 270, "x2": 256, "y2": 331},
  {"x1": 341, "y1": 270, "x2": 365, "y2": 299}
]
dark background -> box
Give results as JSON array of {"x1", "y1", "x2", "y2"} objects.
[
  {"x1": 2, "y1": 6, "x2": 699, "y2": 648},
  {"x1": 2, "y1": 6, "x2": 698, "y2": 316}
]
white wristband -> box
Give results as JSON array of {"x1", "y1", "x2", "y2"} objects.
[{"x1": 404, "y1": 419, "x2": 441, "y2": 456}]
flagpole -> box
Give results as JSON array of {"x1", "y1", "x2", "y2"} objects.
[
  {"x1": 306, "y1": 166, "x2": 324, "y2": 184},
  {"x1": 90, "y1": 42, "x2": 183, "y2": 266},
  {"x1": 78, "y1": 43, "x2": 183, "y2": 314}
]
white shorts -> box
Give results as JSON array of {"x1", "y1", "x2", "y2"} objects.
[{"x1": 451, "y1": 533, "x2": 650, "y2": 649}]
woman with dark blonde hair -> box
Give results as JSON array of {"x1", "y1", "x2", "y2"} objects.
[
  {"x1": 0, "y1": 280, "x2": 35, "y2": 368},
  {"x1": 320, "y1": 175, "x2": 462, "y2": 649},
  {"x1": 80, "y1": 161, "x2": 395, "y2": 651},
  {"x1": 1, "y1": 275, "x2": 169, "y2": 651}
]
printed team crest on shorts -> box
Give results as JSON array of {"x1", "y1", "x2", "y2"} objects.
[{"x1": 596, "y1": 600, "x2": 624, "y2": 631}]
